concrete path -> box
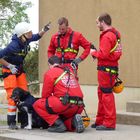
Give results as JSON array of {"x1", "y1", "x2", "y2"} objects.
[{"x1": 0, "y1": 124, "x2": 140, "y2": 140}]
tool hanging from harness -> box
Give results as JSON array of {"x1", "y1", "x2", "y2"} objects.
[
  {"x1": 82, "y1": 108, "x2": 90, "y2": 128},
  {"x1": 113, "y1": 77, "x2": 124, "y2": 94},
  {"x1": 56, "y1": 31, "x2": 78, "y2": 64}
]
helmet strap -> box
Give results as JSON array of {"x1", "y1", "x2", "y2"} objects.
[{"x1": 20, "y1": 35, "x2": 27, "y2": 42}]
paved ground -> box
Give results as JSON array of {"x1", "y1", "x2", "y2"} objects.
[{"x1": 0, "y1": 124, "x2": 140, "y2": 140}]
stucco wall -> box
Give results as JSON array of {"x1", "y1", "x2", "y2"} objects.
[{"x1": 39, "y1": 0, "x2": 140, "y2": 87}]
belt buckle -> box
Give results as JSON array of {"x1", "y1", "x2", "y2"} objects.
[{"x1": 78, "y1": 100, "x2": 83, "y2": 105}]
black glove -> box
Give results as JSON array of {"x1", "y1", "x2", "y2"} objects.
[
  {"x1": 43, "y1": 21, "x2": 51, "y2": 32},
  {"x1": 71, "y1": 58, "x2": 82, "y2": 69},
  {"x1": 90, "y1": 44, "x2": 97, "y2": 50},
  {"x1": 90, "y1": 44, "x2": 97, "y2": 59}
]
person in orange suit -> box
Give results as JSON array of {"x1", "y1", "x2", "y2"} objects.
[{"x1": 0, "y1": 22, "x2": 50, "y2": 129}]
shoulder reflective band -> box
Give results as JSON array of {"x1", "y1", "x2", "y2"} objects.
[
  {"x1": 56, "y1": 47, "x2": 78, "y2": 54},
  {"x1": 54, "y1": 71, "x2": 67, "y2": 86},
  {"x1": 64, "y1": 48, "x2": 78, "y2": 53},
  {"x1": 110, "y1": 39, "x2": 120, "y2": 53},
  {"x1": 54, "y1": 71, "x2": 75, "y2": 86}
]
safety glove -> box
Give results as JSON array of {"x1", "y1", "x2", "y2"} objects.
[
  {"x1": 43, "y1": 21, "x2": 51, "y2": 32},
  {"x1": 71, "y1": 58, "x2": 82, "y2": 69},
  {"x1": 90, "y1": 44, "x2": 97, "y2": 50},
  {"x1": 90, "y1": 44, "x2": 97, "y2": 59},
  {"x1": 7, "y1": 64, "x2": 18, "y2": 74}
]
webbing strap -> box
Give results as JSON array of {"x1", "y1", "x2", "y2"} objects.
[
  {"x1": 56, "y1": 31, "x2": 78, "y2": 54},
  {"x1": 57, "y1": 36, "x2": 60, "y2": 48},
  {"x1": 54, "y1": 71, "x2": 67, "y2": 85},
  {"x1": 97, "y1": 66, "x2": 118, "y2": 74},
  {"x1": 108, "y1": 30, "x2": 121, "y2": 53},
  {"x1": 100, "y1": 87, "x2": 113, "y2": 93},
  {"x1": 68, "y1": 31, "x2": 74, "y2": 48},
  {"x1": 54, "y1": 71, "x2": 74, "y2": 86},
  {"x1": 110, "y1": 40, "x2": 120, "y2": 53},
  {"x1": 46, "y1": 99, "x2": 56, "y2": 114}
]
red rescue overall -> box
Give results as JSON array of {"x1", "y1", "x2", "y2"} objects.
[
  {"x1": 33, "y1": 66, "x2": 84, "y2": 131},
  {"x1": 47, "y1": 28, "x2": 90, "y2": 70},
  {"x1": 91, "y1": 28, "x2": 122, "y2": 128}
]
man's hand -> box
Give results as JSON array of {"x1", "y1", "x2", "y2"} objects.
[
  {"x1": 43, "y1": 22, "x2": 51, "y2": 32},
  {"x1": 7, "y1": 64, "x2": 18, "y2": 74},
  {"x1": 90, "y1": 44, "x2": 97, "y2": 50},
  {"x1": 90, "y1": 44, "x2": 97, "y2": 60},
  {"x1": 71, "y1": 58, "x2": 82, "y2": 69}
]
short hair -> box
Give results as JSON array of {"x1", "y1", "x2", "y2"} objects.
[
  {"x1": 48, "y1": 56, "x2": 61, "y2": 65},
  {"x1": 98, "y1": 13, "x2": 112, "y2": 26},
  {"x1": 58, "y1": 17, "x2": 69, "y2": 26}
]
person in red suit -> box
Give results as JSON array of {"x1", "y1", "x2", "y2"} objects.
[
  {"x1": 47, "y1": 17, "x2": 91, "y2": 77},
  {"x1": 33, "y1": 56, "x2": 85, "y2": 133},
  {"x1": 90, "y1": 13, "x2": 122, "y2": 130}
]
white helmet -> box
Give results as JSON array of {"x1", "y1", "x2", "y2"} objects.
[{"x1": 14, "y1": 22, "x2": 32, "y2": 37}]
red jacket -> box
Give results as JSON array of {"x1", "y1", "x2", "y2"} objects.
[
  {"x1": 91, "y1": 28, "x2": 122, "y2": 66},
  {"x1": 48, "y1": 28, "x2": 90, "y2": 60},
  {"x1": 42, "y1": 66, "x2": 83, "y2": 99}
]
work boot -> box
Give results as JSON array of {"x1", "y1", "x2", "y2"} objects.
[
  {"x1": 9, "y1": 123, "x2": 18, "y2": 130},
  {"x1": 91, "y1": 123, "x2": 98, "y2": 128},
  {"x1": 47, "y1": 119, "x2": 67, "y2": 133},
  {"x1": 96, "y1": 125, "x2": 115, "y2": 131},
  {"x1": 73, "y1": 114, "x2": 85, "y2": 133},
  {"x1": 7, "y1": 115, "x2": 18, "y2": 129}
]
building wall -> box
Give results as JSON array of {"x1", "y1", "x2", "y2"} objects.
[
  {"x1": 39, "y1": 0, "x2": 140, "y2": 87},
  {"x1": 38, "y1": 0, "x2": 140, "y2": 114}
]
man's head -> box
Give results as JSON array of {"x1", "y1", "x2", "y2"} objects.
[
  {"x1": 96, "y1": 13, "x2": 112, "y2": 31},
  {"x1": 58, "y1": 17, "x2": 69, "y2": 36},
  {"x1": 14, "y1": 22, "x2": 33, "y2": 39},
  {"x1": 48, "y1": 56, "x2": 61, "y2": 68}
]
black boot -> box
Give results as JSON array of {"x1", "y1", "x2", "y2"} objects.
[
  {"x1": 7, "y1": 115, "x2": 18, "y2": 129},
  {"x1": 72, "y1": 114, "x2": 85, "y2": 133},
  {"x1": 96, "y1": 125, "x2": 115, "y2": 131},
  {"x1": 91, "y1": 123, "x2": 98, "y2": 128},
  {"x1": 47, "y1": 118, "x2": 66, "y2": 133}
]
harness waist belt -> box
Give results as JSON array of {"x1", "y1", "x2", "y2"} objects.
[
  {"x1": 97, "y1": 66, "x2": 118, "y2": 74},
  {"x1": 60, "y1": 96, "x2": 83, "y2": 105},
  {"x1": 63, "y1": 59, "x2": 74, "y2": 63}
]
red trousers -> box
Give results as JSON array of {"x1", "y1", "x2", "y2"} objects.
[
  {"x1": 95, "y1": 70, "x2": 116, "y2": 128},
  {"x1": 33, "y1": 96, "x2": 83, "y2": 131}
]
